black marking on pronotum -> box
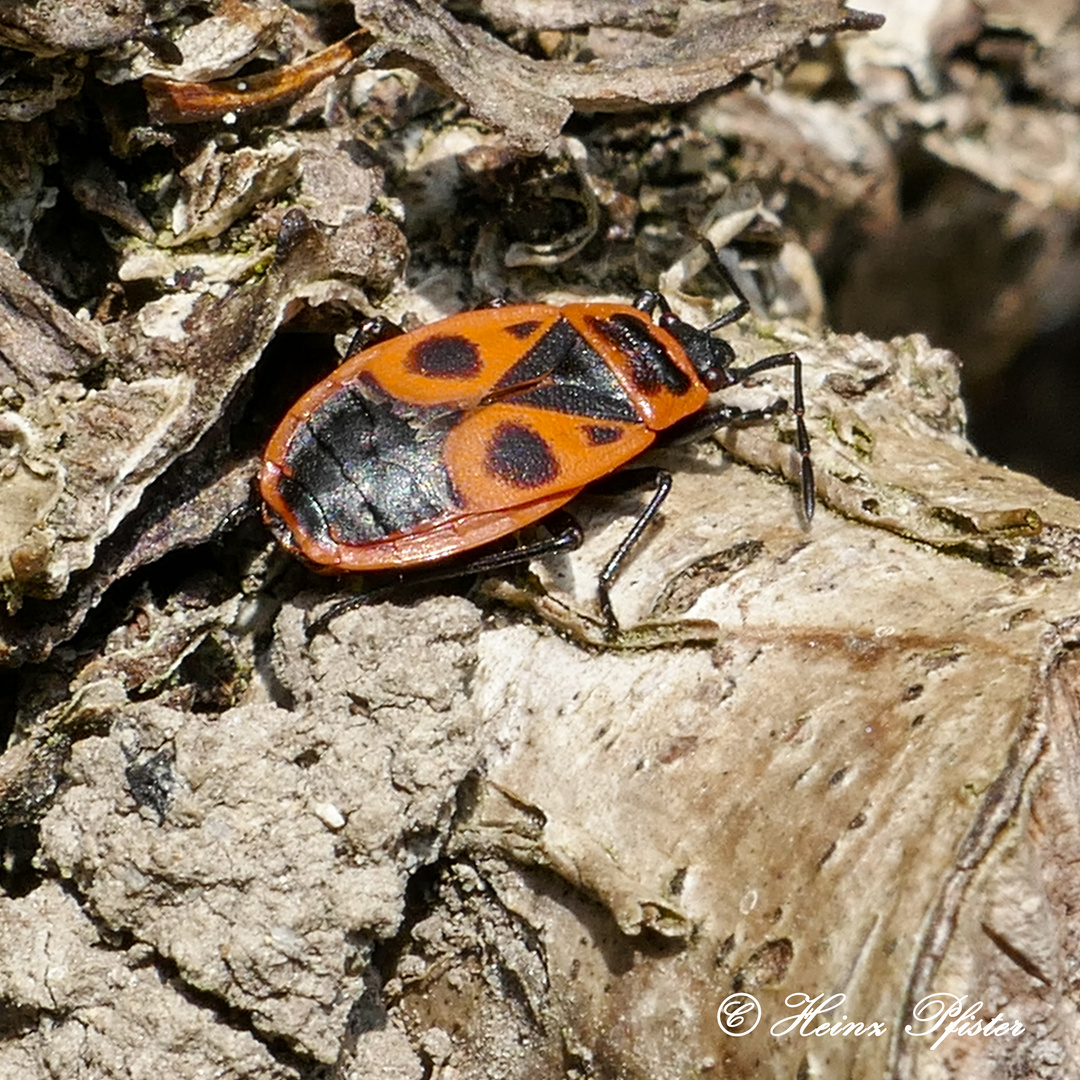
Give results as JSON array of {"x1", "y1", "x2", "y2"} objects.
[
  {"x1": 586, "y1": 312, "x2": 692, "y2": 396},
  {"x1": 506, "y1": 320, "x2": 542, "y2": 340},
  {"x1": 407, "y1": 334, "x2": 482, "y2": 378},
  {"x1": 486, "y1": 422, "x2": 560, "y2": 488}
]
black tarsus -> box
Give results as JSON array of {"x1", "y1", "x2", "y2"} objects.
[
  {"x1": 724, "y1": 350, "x2": 814, "y2": 521},
  {"x1": 698, "y1": 242, "x2": 751, "y2": 332},
  {"x1": 594, "y1": 468, "x2": 672, "y2": 635},
  {"x1": 345, "y1": 315, "x2": 404, "y2": 358}
]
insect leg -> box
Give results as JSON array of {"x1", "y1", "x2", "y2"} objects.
[
  {"x1": 666, "y1": 380, "x2": 813, "y2": 521},
  {"x1": 344, "y1": 315, "x2": 404, "y2": 358},
  {"x1": 456, "y1": 513, "x2": 584, "y2": 574},
  {"x1": 697, "y1": 237, "x2": 751, "y2": 331},
  {"x1": 726, "y1": 350, "x2": 813, "y2": 520},
  {"x1": 633, "y1": 289, "x2": 669, "y2": 317},
  {"x1": 304, "y1": 514, "x2": 584, "y2": 639},
  {"x1": 592, "y1": 467, "x2": 673, "y2": 638},
  {"x1": 638, "y1": 238, "x2": 752, "y2": 331},
  {"x1": 666, "y1": 400, "x2": 790, "y2": 443}
]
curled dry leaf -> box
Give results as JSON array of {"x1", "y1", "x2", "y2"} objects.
[
  {"x1": 163, "y1": 138, "x2": 303, "y2": 245},
  {"x1": 353, "y1": 0, "x2": 885, "y2": 151},
  {"x1": 99, "y1": 0, "x2": 299, "y2": 84}
]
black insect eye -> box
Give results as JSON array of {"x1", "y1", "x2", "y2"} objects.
[
  {"x1": 697, "y1": 363, "x2": 728, "y2": 392},
  {"x1": 657, "y1": 314, "x2": 734, "y2": 390}
]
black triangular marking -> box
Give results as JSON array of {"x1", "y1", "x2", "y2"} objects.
[{"x1": 492, "y1": 317, "x2": 640, "y2": 422}]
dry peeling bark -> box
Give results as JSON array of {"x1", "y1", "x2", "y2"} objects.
[
  {"x1": 1, "y1": 1, "x2": 1080, "y2": 1079},
  {"x1": 832, "y1": 0, "x2": 1080, "y2": 496},
  {"x1": 0, "y1": 0, "x2": 883, "y2": 665},
  {"x1": 0, "y1": 205, "x2": 406, "y2": 664},
  {"x1": 4, "y1": 327, "x2": 1080, "y2": 1078},
  {"x1": 351, "y1": 0, "x2": 883, "y2": 151}
]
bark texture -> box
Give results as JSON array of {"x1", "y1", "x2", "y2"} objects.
[{"x1": 1, "y1": 1, "x2": 1079, "y2": 1078}]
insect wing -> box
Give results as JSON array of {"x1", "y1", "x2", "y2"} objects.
[
  {"x1": 563, "y1": 303, "x2": 709, "y2": 430},
  {"x1": 348, "y1": 305, "x2": 562, "y2": 407}
]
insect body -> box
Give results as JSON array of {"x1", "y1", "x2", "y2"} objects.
[{"x1": 259, "y1": 246, "x2": 814, "y2": 635}]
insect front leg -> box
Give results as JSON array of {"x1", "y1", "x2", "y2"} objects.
[
  {"x1": 666, "y1": 382, "x2": 813, "y2": 520},
  {"x1": 726, "y1": 351, "x2": 813, "y2": 520}
]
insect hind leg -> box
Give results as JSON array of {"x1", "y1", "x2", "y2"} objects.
[
  {"x1": 592, "y1": 467, "x2": 673, "y2": 638},
  {"x1": 304, "y1": 513, "x2": 584, "y2": 639}
]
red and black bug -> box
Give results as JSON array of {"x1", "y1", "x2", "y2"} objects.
[{"x1": 259, "y1": 240, "x2": 813, "y2": 636}]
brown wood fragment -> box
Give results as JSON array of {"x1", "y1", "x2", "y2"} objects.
[{"x1": 143, "y1": 29, "x2": 373, "y2": 124}]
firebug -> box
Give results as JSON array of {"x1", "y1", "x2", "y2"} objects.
[{"x1": 259, "y1": 240, "x2": 813, "y2": 637}]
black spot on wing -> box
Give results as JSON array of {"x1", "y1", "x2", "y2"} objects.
[
  {"x1": 407, "y1": 334, "x2": 482, "y2": 378},
  {"x1": 587, "y1": 312, "x2": 692, "y2": 396},
  {"x1": 505, "y1": 319, "x2": 542, "y2": 340},
  {"x1": 492, "y1": 316, "x2": 639, "y2": 422},
  {"x1": 582, "y1": 424, "x2": 623, "y2": 446},
  {"x1": 486, "y1": 422, "x2": 559, "y2": 488}
]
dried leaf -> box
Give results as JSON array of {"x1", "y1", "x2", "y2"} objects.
[
  {"x1": 355, "y1": 0, "x2": 885, "y2": 150},
  {"x1": 143, "y1": 30, "x2": 374, "y2": 125}
]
